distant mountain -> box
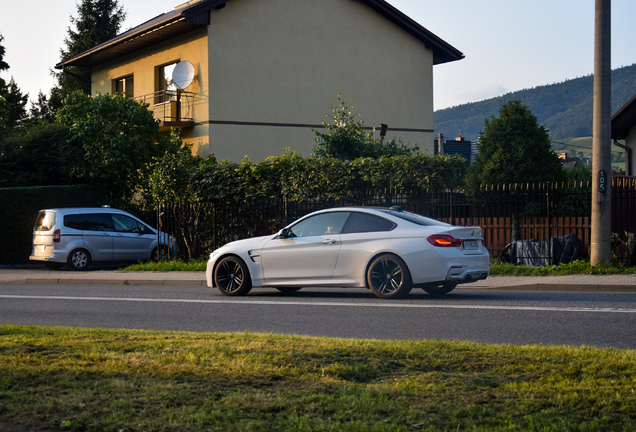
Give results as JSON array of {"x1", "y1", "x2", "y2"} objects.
[{"x1": 434, "y1": 63, "x2": 636, "y2": 142}]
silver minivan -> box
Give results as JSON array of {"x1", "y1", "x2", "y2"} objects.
[{"x1": 30, "y1": 206, "x2": 176, "y2": 270}]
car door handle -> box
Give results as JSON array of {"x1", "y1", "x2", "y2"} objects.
[{"x1": 322, "y1": 239, "x2": 336, "y2": 244}]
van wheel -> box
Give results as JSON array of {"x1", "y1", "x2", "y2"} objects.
[
  {"x1": 45, "y1": 262, "x2": 65, "y2": 270},
  {"x1": 67, "y1": 249, "x2": 91, "y2": 271}
]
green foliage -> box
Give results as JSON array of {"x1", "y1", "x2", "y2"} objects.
[
  {"x1": 143, "y1": 130, "x2": 202, "y2": 204},
  {"x1": 435, "y1": 63, "x2": 636, "y2": 141},
  {"x1": 0, "y1": 78, "x2": 28, "y2": 129},
  {"x1": 57, "y1": 92, "x2": 162, "y2": 203},
  {"x1": 313, "y1": 95, "x2": 418, "y2": 159},
  {"x1": 466, "y1": 98, "x2": 564, "y2": 191},
  {"x1": 490, "y1": 259, "x2": 636, "y2": 276},
  {"x1": 191, "y1": 151, "x2": 465, "y2": 204},
  {"x1": 0, "y1": 123, "x2": 83, "y2": 187}
]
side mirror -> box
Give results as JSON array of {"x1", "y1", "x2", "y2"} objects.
[{"x1": 279, "y1": 228, "x2": 290, "y2": 239}]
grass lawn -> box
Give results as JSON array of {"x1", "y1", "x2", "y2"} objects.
[{"x1": 1, "y1": 325, "x2": 635, "y2": 431}]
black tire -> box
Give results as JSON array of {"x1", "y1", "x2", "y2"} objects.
[
  {"x1": 422, "y1": 281, "x2": 457, "y2": 296},
  {"x1": 214, "y1": 256, "x2": 252, "y2": 296},
  {"x1": 67, "y1": 248, "x2": 91, "y2": 271},
  {"x1": 275, "y1": 287, "x2": 302, "y2": 294},
  {"x1": 45, "y1": 262, "x2": 65, "y2": 270},
  {"x1": 366, "y1": 253, "x2": 412, "y2": 299},
  {"x1": 152, "y1": 246, "x2": 169, "y2": 262}
]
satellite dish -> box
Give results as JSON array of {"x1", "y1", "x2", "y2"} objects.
[{"x1": 172, "y1": 61, "x2": 195, "y2": 90}]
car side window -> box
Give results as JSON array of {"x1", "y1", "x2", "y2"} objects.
[
  {"x1": 341, "y1": 212, "x2": 396, "y2": 234},
  {"x1": 288, "y1": 212, "x2": 349, "y2": 238},
  {"x1": 64, "y1": 213, "x2": 113, "y2": 232},
  {"x1": 112, "y1": 214, "x2": 145, "y2": 233}
]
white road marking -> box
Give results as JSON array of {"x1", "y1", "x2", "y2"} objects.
[{"x1": 1, "y1": 295, "x2": 636, "y2": 314}]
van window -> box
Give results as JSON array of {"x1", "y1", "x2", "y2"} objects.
[
  {"x1": 35, "y1": 211, "x2": 56, "y2": 231},
  {"x1": 113, "y1": 214, "x2": 147, "y2": 233},
  {"x1": 64, "y1": 214, "x2": 113, "y2": 232}
]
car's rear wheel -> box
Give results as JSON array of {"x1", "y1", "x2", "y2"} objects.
[
  {"x1": 366, "y1": 253, "x2": 412, "y2": 299},
  {"x1": 214, "y1": 256, "x2": 252, "y2": 296},
  {"x1": 67, "y1": 249, "x2": 91, "y2": 271},
  {"x1": 422, "y1": 281, "x2": 457, "y2": 296}
]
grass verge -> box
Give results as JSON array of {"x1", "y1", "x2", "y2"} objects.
[{"x1": 1, "y1": 325, "x2": 635, "y2": 431}]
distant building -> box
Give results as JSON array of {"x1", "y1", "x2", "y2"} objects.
[
  {"x1": 612, "y1": 93, "x2": 636, "y2": 176},
  {"x1": 434, "y1": 134, "x2": 472, "y2": 163}
]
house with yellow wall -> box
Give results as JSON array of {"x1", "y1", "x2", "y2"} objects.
[{"x1": 56, "y1": 0, "x2": 463, "y2": 161}]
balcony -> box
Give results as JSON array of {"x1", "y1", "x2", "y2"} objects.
[{"x1": 135, "y1": 90, "x2": 195, "y2": 132}]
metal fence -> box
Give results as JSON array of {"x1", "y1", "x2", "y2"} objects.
[{"x1": 155, "y1": 176, "x2": 636, "y2": 266}]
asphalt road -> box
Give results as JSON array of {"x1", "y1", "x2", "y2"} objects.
[{"x1": 1, "y1": 283, "x2": 635, "y2": 349}]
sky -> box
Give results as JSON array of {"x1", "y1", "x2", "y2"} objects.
[{"x1": 1, "y1": 0, "x2": 635, "y2": 111}]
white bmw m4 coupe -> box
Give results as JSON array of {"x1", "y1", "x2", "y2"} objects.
[{"x1": 206, "y1": 206, "x2": 490, "y2": 299}]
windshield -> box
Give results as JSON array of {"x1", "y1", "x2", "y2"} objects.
[{"x1": 34, "y1": 211, "x2": 56, "y2": 232}]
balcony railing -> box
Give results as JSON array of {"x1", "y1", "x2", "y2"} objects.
[{"x1": 135, "y1": 90, "x2": 195, "y2": 130}]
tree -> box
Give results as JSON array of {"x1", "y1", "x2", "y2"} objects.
[
  {"x1": 57, "y1": 92, "x2": 161, "y2": 202},
  {"x1": 313, "y1": 95, "x2": 417, "y2": 160},
  {"x1": 1, "y1": 78, "x2": 28, "y2": 129},
  {"x1": 466, "y1": 98, "x2": 563, "y2": 190},
  {"x1": 54, "y1": 0, "x2": 126, "y2": 97},
  {"x1": 0, "y1": 34, "x2": 11, "y2": 130}
]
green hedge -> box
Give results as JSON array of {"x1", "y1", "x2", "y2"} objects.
[{"x1": 0, "y1": 185, "x2": 110, "y2": 264}]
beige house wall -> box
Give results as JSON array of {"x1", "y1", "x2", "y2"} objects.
[
  {"x1": 90, "y1": 28, "x2": 211, "y2": 153},
  {"x1": 206, "y1": 0, "x2": 435, "y2": 161}
]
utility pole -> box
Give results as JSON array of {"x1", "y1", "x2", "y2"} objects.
[{"x1": 590, "y1": 0, "x2": 612, "y2": 266}]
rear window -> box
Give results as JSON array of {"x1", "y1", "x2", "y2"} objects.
[
  {"x1": 377, "y1": 209, "x2": 450, "y2": 227},
  {"x1": 341, "y1": 212, "x2": 396, "y2": 234},
  {"x1": 34, "y1": 211, "x2": 56, "y2": 232},
  {"x1": 64, "y1": 213, "x2": 113, "y2": 231}
]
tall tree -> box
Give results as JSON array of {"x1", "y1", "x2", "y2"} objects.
[
  {"x1": 0, "y1": 34, "x2": 10, "y2": 129},
  {"x1": 1, "y1": 78, "x2": 28, "y2": 128},
  {"x1": 466, "y1": 98, "x2": 563, "y2": 190},
  {"x1": 54, "y1": 0, "x2": 126, "y2": 97}
]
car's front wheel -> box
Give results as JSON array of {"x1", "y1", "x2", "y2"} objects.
[
  {"x1": 214, "y1": 256, "x2": 252, "y2": 296},
  {"x1": 67, "y1": 249, "x2": 91, "y2": 271},
  {"x1": 152, "y1": 246, "x2": 169, "y2": 262},
  {"x1": 366, "y1": 253, "x2": 412, "y2": 299}
]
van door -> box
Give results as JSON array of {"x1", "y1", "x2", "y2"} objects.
[
  {"x1": 65, "y1": 213, "x2": 114, "y2": 262},
  {"x1": 111, "y1": 214, "x2": 154, "y2": 261}
]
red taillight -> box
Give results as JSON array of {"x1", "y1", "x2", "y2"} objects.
[
  {"x1": 427, "y1": 235, "x2": 462, "y2": 247},
  {"x1": 53, "y1": 229, "x2": 61, "y2": 243}
]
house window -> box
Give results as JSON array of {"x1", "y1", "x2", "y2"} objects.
[
  {"x1": 155, "y1": 62, "x2": 178, "y2": 104},
  {"x1": 113, "y1": 75, "x2": 134, "y2": 98}
]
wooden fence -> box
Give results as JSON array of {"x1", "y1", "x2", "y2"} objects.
[{"x1": 155, "y1": 176, "x2": 636, "y2": 266}]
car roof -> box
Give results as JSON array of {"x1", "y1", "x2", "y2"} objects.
[{"x1": 302, "y1": 206, "x2": 450, "y2": 227}]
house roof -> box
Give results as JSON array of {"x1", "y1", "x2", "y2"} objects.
[
  {"x1": 612, "y1": 93, "x2": 636, "y2": 140},
  {"x1": 55, "y1": 0, "x2": 464, "y2": 70}
]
